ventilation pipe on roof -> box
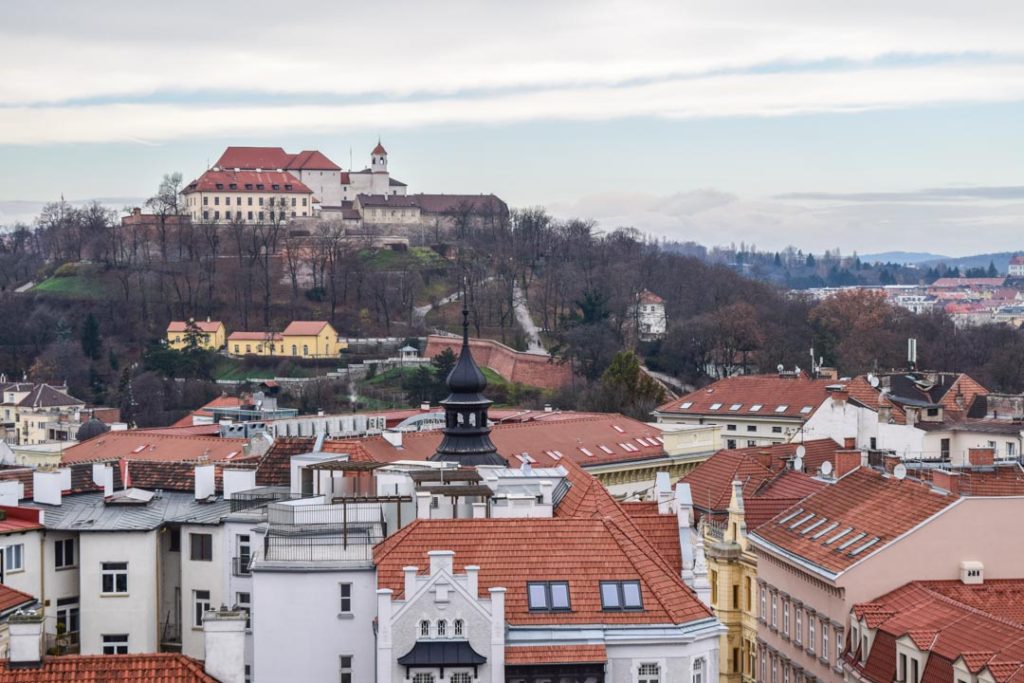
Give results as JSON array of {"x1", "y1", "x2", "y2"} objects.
[
  {"x1": 92, "y1": 463, "x2": 113, "y2": 497},
  {"x1": 223, "y1": 469, "x2": 256, "y2": 500}
]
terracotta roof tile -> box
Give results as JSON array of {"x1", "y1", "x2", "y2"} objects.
[
  {"x1": 184, "y1": 169, "x2": 312, "y2": 195},
  {"x1": 166, "y1": 321, "x2": 223, "y2": 333},
  {"x1": 656, "y1": 374, "x2": 834, "y2": 419},
  {"x1": 282, "y1": 321, "x2": 331, "y2": 336},
  {"x1": 751, "y1": 468, "x2": 957, "y2": 574},
  {"x1": 60, "y1": 431, "x2": 249, "y2": 465},
  {"x1": 505, "y1": 644, "x2": 606, "y2": 665},
  {"x1": 0, "y1": 584, "x2": 35, "y2": 613},
  {"x1": 254, "y1": 437, "x2": 368, "y2": 487},
  {"x1": 0, "y1": 653, "x2": 217, "y2": 682}
]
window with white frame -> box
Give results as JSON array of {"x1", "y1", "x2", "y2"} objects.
[
  {"x1": 412, "y1": 674, "x2": 435, "y2": 683},
  {"x1": 236, "y1": 591, "x2": 251, "y2": 629},
  {"x1": 436, "y1": 619, "x2": 447, "y2": 637},
  {"x1": 450, "y1": 674, "x2": 472, "y2": 683},
  {"x1": 419, "y1": 620, "x2": 430, "y2": 637},
  {"x1": 4, "y1": 544, "x2": 23, "y2": 573},
  {"x1": 638, "y1": 663, "x2": 661, "y2": 683},
  {"x1": 193, "y1": 590, "x2": 211, "y2": 628},
  {"x1": 808, "y1": 618, "x2": 816, "y2": 654},
  {"x1": 55, "y1": 597, "x2": 79, "y2": 644},
  {"x1": 102, "y1": 634, "x2": 128, "y2": 655},
  {"x1": 101, "y1": 562, "x2": 128, "y2": 594},
  {"x1": 760, "y1": 586, "x2": 767, "y2": 621},
  {"x1": 339, "y1": 583, "x2": 352, "y2": 614},
  {"x1": 771, "y1": 592, "x2": 778, "y2": 626},
  {"x1": 453, "y1": 619, "x2": 464, "y2": 637},
  {"x1": 821, "y1": 620, "x2": 829, "y2": 660},
  {"x1": 339, "y1": 655, "x2": 353, "y2": 683},
  {"x1": 783, "y1": 662, "x2": 790, "y2": 683},
  {"x1": 760, "y1": 649, "x2": 766, "y2": 682},
  {"x1": 783, "y1": 600, "x2": 790, "y2": 635},
  {"x1": 795, "y1": 608, "x2": 802, "y2": 644},
  {"x1": 692, "y1": 657, "x2": 705, "y2": 683}
]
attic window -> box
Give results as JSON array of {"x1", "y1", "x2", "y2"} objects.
[
  {"x1": 825, "y1": 527, "x2": 854, "y2": 545},
  {"x1": 789, "y1": 513, "x2": 815, "y2": 530},
  {"x1": 578, "y1": 447, "x2": 594, "y2": 457},
  {"x1": 272, "y1": 184, "x2": 280, "y2": 190},
  {"x1": 750, "y1": 404, "x2": 763, "y2": 412},
  {"x1": 778, "y1": 508, "x2": 804, "y2": 525},
  {"x1": 284, "y1": 184, "x2": 293, "y2": 190},
  {"x1": 245, "y1": 184, "x2": 253, "y2": 190},
  {"x1": 679, "y1": 402, "x2": 693, "y2": 409},
  {"x1": 228, "y1": 183, "x2": 237, "y2": 190},
  {"x1": 612, "y1": 425, "x2": 625, "y2": 433},
  {"x1": 600, "y1": 580, "x2": 643, "y2": 610},
  {"x1": 838, "y1": 532, "x2": 867, "y2": 551},
  {"x1": 709, "y1": 403, "x2": 722, "y2": 411},
  {"x1": 132, "y1": 445, "x2": 147, "y2": 453},
  {"x1": 801, "y1": 518, "x2": 827, "y2": 535},
  {"x1": 775, "y1": 405, "x2": 789, "y2": 413},
  {"x1": 849, "y1": 537, "x2": 880, "y2": 556},
  {"x1": 599, "y1": 445, "x2": 614, "y2": 454},
  {"x1": 728, "y1": 403, "x2": 742, "y2": 411},
  {"x1": 800, "y1": 406, "x2": 814, "y2": 414},
  {"x1": 256, "y1": 184, "x2": 264, "y2": 190},
  {"x1": 527, "y1": 581, "x2": 571, "y2": 611},
  {"x1": 215, "y1": 183, "x2": 224, "y2": 190},
  {"x1": 812, "y1": 521, "x2": 839, "y2": 539}
]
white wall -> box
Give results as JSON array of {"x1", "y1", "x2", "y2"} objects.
[
  {"x1": 79, "y1": 531, "x2": 159, "y2": 654},
  {"x1": 0, "y1": 529, "x2": 42, "y2": 601},
  {"x1": 252, "y1": 567, "x2": 377, "y2": 683},
  {"x1": 178, "y1": 524, "x2": 228, "y2": 659},
  {"x1": 607, "y1": 641, "x2": 718, "y2": 683},
  {"x1": 42, "y1": 531, "x2": 80, "y2": 638}
]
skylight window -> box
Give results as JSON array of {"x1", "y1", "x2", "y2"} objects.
[
  {"x1": 778, "y1": 508, "x2": 804, "y2": 525},
  {"x1": 551, "y1": 450, "x2": 564, "y2": 459},
  {"x1": 838, "y1": 532, "x2": 867, "y2": 551},
  {"x1": 579, "y1": 447, "x2": 594, "y2": 457},
  {"x1": 750, "y1": 404, "x2": 763, "y2": 412},
  {"x1": 709, "y1": 403, "x2": 722, "y2": 411},
  {"x1": 775, "y1": 405, "x2": 789, "y2": 413},
  {"x1": 825, "y1": 527, "x2": 853, "y2": 545},
  {"x1": 634, "y1": 438, "x2": 650, "y2": 447},
  {"x1": 812, "y1": 522, "x2": 839, "y2": 540},
  {"x1": 679, "y1": 401, "x2": 693, "y2": 409},
  {"x1": 849, "y1": 537, "x2": 880, "y2": 556},
  {"x1": 619, "y1": 443, "x2": 638, "y2": 452},
  {"x1": 729, "y1": 403, "x2": 743, "y2": 411},
  {"x1": 599, "y1": 445, "x2": 614, "y2": 454},
  {"x1": 653, "y1": 436, "x2": 664, "y2": 444},
  {"x1": 527, "y1": 581, "x2": 571, "y2": 611},
  {"x1": 600, "y1": 580, "x2": 643, "y2": 610},
  {"x1": 789, "y1": 513, "x2": 815, "y2": 530},
  {"x1": 801, "y1": 518, "x2": 827, "y2": 535},
  {"x1": 800, "y1": 406, "x2": 814, "y2": 414},
  {"x1": 612, "y1": 425, "x2": 625, "y2": 433}
]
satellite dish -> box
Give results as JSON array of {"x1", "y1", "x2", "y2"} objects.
[
  {"x1": 793, "y1": 455, "x2": 804, "y2": 472},
  {"x1": 893, "y1": 463, "x2": 907, "y2": 480},
  {"x1": 820, "y1": 460, "x2": 834, "y2": 476},
  {"x1": 777, "y1": 364, "x2": 785, "y2": 373},
  {"x1": 796, "y1": 445, "x2": 807, "y2": 458},
  {"x1": 868, "y1": 374, "x2": 880, "y2": 388}
]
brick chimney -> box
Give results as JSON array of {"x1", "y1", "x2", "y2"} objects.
[
  {"x1": 754, "y1": 450, "x2": 775, "y2": 471},
  {"x1": 833, "y1": 450, "x2": 862, "y2": 478},
  {"x1": 843, "y1": 437, "x2": 856, "y2": 449},
  {"x1": 932, "y1": 469, "x2": 961, "y2": 495},
  {"x1": 967, "y1": 447, "x2": 995, "y2": 467}
]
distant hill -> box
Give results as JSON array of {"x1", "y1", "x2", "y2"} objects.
[
  {"x1": 860, "y1": 251, "x2": 948, "y2": 265},
  {"x1": 918, "y1": 252, "x2": 1017, "y2": 273}
]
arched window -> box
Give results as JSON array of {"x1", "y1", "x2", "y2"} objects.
[
  {"x1": 419, "y1": 620, "x2": 430, "y2": 637},
  {"x1": 303, "y1": 345, "x2": 309, "y2": 356},
  {"x1": 436, "y1": 619, "x2": 447, "y2": 637},
  {"x1": 453, "y1": 619, "x2": 464, "y2": 637},
  {"x1": 291, "y1": 345, "x2": 297, "y2": 356},
  {"x1": 693, "y1": 657, "x2": 705, "y2": 683}
]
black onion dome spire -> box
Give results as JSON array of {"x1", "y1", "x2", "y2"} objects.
[{"x1": 428, "y1": 304, "x2": 507, "y2": 467}]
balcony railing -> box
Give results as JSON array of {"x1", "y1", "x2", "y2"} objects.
[
  {"x1": 267, "y1": 500, "x2": 387, "y2": 532},
  {"x1": 232, "y1": 555, "x2": 252, "y2": 577},
  {"x1": 262, "y1": 531, "x2": 380, "y2": 564}
]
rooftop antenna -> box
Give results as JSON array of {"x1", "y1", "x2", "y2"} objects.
[
  {"x1": 907, "y1": 338, "x2": 918, "y2": 371},
  {"x1": 809, "y1": 347, "x2": 816, "y2": 376}
]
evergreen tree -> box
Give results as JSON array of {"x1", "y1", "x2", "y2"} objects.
[
  {"x1": 805, "y1": 253, "x2": 816, "y2": 268},
  {"x1": 81, "y1": 312, "x2": 101, "y2": 360},
  {"x1": 988, "y1": 260, "x2": 998, "y2": 277}
]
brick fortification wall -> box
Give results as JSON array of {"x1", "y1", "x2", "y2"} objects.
[{"x1": 424, "y1": 335, "x2": 573, "y2": 390}]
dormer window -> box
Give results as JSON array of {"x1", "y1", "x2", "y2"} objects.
[
  {"x1": 245, "y1": 184, "x2": 253, "y2": 190},
  {"x1": 229, "y1": 183, "x2": 237, "y2": 189},
  {"x1": 600, "y1": 580, "x2": 643, "y2": 610},
  {"x1": 215, "y1": 183, "x2": 224, "y2": 190},
  {"x1": 285, "y1": 184, "x2": 293, "y2": 190},
  {"x1": 256, "y1": 184, "x2": 264, "y2": 190}
]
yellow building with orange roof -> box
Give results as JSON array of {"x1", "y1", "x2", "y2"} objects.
[
  {"x1": 280, "y1": 321, "x2": 339, "y2": 358},
  {"x1": 166, "y1": 320, "x2": 226, "y2": 351}
]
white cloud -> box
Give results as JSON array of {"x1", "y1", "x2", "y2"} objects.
[
  {"x1": 2, "y1": 62, "x2": 1024, "y2": 144},
  {"x1": 549, "y1": 189, "x2": 1024, "y2": 255}
]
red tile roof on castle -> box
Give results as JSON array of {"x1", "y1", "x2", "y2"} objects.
[
  {"x1": 371, "y1": 142, "x2": 387, "y2": 155},
  {"x1": 638, "y1": 290, "x2": 664, "y2": 304},
  {"x1": 184, "y1": 169, "x2": 313, "y2": 194},
  {"x1": 216, "y1": 146, "x2": 341, "y2": 171},
  {"x1": 0, "y1": 584, "x2": 35, "y2": 613},
  {"x1": 505, "y1": 644, "x2": 606, "y2": 665},
  {"x1": 351, "y1": 413, "x2": 667, "y2": 469},
  {"x1": 655, "y1": 374, "x2": 836, "y2": 419},
  {"x1": 751, "y1": 467, "x2": 959, "y2": 576},
  {"x1": 848, "y1": 580, "x2": 1024, "y2": 683},
  {"x1": 0, "y1": 653, "x2": 218, "y2": 682},
  {"x1": 679, "y1": 439, "x2": 834, "y2": 516},
  {"x1": 166, "y1": 321, "x2": 223, "y2": 333},
  {"x1": 286, "y1": 149, "x2": 341, "y2": 171},
  {"x1": 60, "y1": 431, "x2": 249, "y2": 465}
]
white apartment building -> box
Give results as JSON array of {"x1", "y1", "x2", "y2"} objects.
[{"x1": 181, "y1": 169, "x2": 315, "y2": 225}]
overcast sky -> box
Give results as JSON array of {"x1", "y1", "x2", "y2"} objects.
[{"x1": 2, "y1": 0, "x2": 1023, "y2": 255}]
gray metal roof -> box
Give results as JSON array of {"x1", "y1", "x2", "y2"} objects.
[{"x1": 28, "y1": 491, "x2": 234, "y2": 531}]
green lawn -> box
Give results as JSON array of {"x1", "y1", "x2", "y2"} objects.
[
  {"x1": 362, "y1": 246, "x2": 447, "y2": 270},
  {"x1": 32, "y1": 275, "x2": 112, "y2": 300}
]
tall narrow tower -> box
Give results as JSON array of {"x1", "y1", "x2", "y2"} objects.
[
  {"x1": 371, "y1": 140, "x2": 388, "y2": 173},
  {"x1": 428, "y1": 306, "x2": 508, "y2": 467}
]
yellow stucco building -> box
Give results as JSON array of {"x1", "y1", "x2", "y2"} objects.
[
  {"x1": 226, "y1": 321, "x2": 343, "y2": 359},
  {"x1": 705, "y1": 481, "x2": 759, "y2": 683},
  {"x1": 166, "y1": 320, "x2": 226, "y2": 351}
]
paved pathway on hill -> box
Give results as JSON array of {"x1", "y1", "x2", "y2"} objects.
[{"x1": 512, "y1": 280, "x2": 547, "y2": 355}]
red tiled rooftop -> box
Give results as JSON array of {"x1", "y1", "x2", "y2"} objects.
[
  {"x1": 287, "y1": 149, "x2": 341, "y2": 171},
  {"x1": 216, "y1": 146, "x2": 292, "y2": 169},
  {"x1": 184, "y1": 169, "x2": 312, "y2": 195},
  {"x1": 752, "y1": 468, "x2": 958, "y2": 575},
  {"x1": 170, "y1": 394, "x2": 246, "y2": 428},
  {"x1": 282, "y1": 321, "x2": 331, "y2": 336},
  {"x1": 0, "y1": 653, "x2": 217, "y2": 682},
  {"x1": 227, "y1": 331, "x2": 283, "y2": 342},
  {"x1": 0, "y1": 584, "x2": 35, "y2": 613},
  {"x1": 60, "y1": 431, "x2": 249, "y2": 465},
  {"x1": 166, "y1": 321, "x2": 223, "y2": 333},
  {"x1": 656, "y1": 374, "x2": 835, "y2": 419},
  {"x1": 505, "y1": 644, "x2": 606, "y2": 665}
]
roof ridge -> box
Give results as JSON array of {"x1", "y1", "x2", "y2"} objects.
[{"x1": 912, "y1": 582, "x2": 1024, "y2": 634}]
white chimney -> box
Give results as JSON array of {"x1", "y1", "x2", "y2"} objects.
[
  {"x1": 58, "y1": 468, "x2": 71, "y2": 491},
  {"x1": 194, "y1": 464, "x2": 216, "y2": 500},
  {"x1": 489, "y1": 587, "x2": 506, "y2": 676},
  {"x1": 960, "y1": 560, "x2": 984, "y2": 585},
  {"x1": 8, "y1": 610, "x2": 43, "y2": 665},
  {"x1": 0, "y1": 481, "x2": 22, "y2": 506},
  {"x1": 404, "y1": 566, "x2": 418, "y2": 599},
  {"x1": 415, "y1": 491, "x2": 432, "y2": 520},
  {"x1": 655, "y1": 471, "x2": 674, "y2": 514},
  {"x1": 428, "y1": 550, "x2": 454, "y2": 577},
  {"x1": 223, "y1": 469, "x2": 257, "y2": 500},
  {"x1": 472, "y1": 502, "x2": 488, "y2": 518},
  {"x1": 32, "y1": 470, "x2": 62, "y2": 506},
  {"x1": 539, "y1": 481, "x2": 554, "y2": 506},
  {"x1": 465, "y1": 565, "x2": 480, "y2": 596},
  {"x1": 92, "y1": 463, "x2": 113, "y2": 497},
  {"x1": 203, "y1": 607, "x2": 247, "y2": 683},
  {"x1": 382, "y1": 430, "x2": 403, "y2": 448}
]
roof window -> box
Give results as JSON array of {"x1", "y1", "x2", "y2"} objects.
[
  {"x1": 612, "y1": 425, "x2": 625, "y2": 433},
  {"x1": 778, "y1": 508, "x2": 804, "y2": 524},
  {"x1": 775, "y1": 405, "x2": 789, "y2": 413},
  {"x1": 284, "y1": 184, "x2": 293, "y2": 190},
  {"x1": 750, "y1": 404, "x2": 763, "y2": 412},
  {"x1": 244, "y1": 184, "x2": 253, "y2": 190},
  {"x1": 789, "y1": 513, "x2": 815, "y2": 529},
  {"x1": 599, "y1": 445, "x2": 614, "y2": 454},
  {"x1": 849, "y1": 537, "x2": 880, "y2": 556},
  {"x1": 838, "y1": 532, "x2": 867, "y2": 551},
  {"x1": 215, "y1": 183, "x2": 224, "y2": 190},
  {"x1": 801, "y1": 517, "x2": 827, "y2": 535},
  {"x1": 272, "y1": 184, "x2": 280, "y2": 190},
  {"x1": 709, "y1": 403, "x2": 722, "y2": 411},
  {"x1": 256, "y1": 184, "x2": 264, "y2": 190},
  {"x1": 578, "y1": 447, "x2": 594, "y2": 457},
  {"x1": 600, "y1": 580, "x2": 643, "y2": 610},
  {"x1": 729, "y1": 403, "x2": 743, "y2": 411},
  {"x1": 679, "y1": 401, "x2": 693, "y2": 409},
  {"x1": 825, "y1": 527, "x2": 854, "y2": 545},
  {"x1": 812, "y1": 521, "x2": 839, "y2": 539},
  {"x1": 800, "y1": 406, "x2": 814, "y2": 414},
  {"x1": 228, "y1": 183, "x2": 237, "y2": 190},
  {"x1": 527, "y1": 581, "x2": 571, "y2": 611}
]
